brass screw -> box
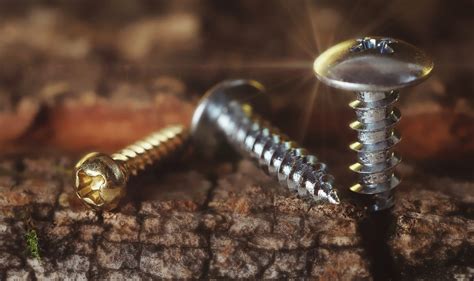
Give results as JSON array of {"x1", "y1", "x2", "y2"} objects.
[{"x1": 73, "y1": 125, "x2": 188, "y2": 211}]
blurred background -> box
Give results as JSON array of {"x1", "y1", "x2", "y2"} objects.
[{"x1": 0, "y1": 0, "x2": 472, "y2": 181}]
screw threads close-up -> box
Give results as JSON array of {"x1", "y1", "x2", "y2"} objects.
[
  {"x1": 348, "y1": 91, "x2": 402, "y2": 211},
  {"x1": 214, "y1": 100, "x2": 340, "y2": 204},
  {"x1": 112, "y1": 125, "x2": 188, "y2": 177}
]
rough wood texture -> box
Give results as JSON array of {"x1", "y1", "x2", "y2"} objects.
[
  {"x1": 0, "y1": 156, "x2": 472, "y2": 280},
  {"x1": 0, "y1": 1, "x2": 473, "y2": 280}
]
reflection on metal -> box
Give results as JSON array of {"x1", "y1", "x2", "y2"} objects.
[
  {"x1": 315, "y1": 37, "x2": 433, "y2": 211},
  {"x1": 191, "y1": 80, "x2": 340, "y2": 205}
]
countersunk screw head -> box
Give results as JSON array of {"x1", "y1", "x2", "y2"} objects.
[
  {"x1": 313, "y1": 36, "x2": 434, "y2": 92},
  {"x1": 74, "y1": 152, "x2": 128, "y2": 211}
]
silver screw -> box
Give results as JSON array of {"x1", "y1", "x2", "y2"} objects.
[
  {"x1": 191, "y1": 80, "x2": 340, "y2": 204},
  {"x1": 314, "y1": 37, "x2": 434, "y2": 211}
]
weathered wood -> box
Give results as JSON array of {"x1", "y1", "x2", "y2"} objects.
[{"x1": 0, "y1": 156, "x2": 472, "y2": 280}]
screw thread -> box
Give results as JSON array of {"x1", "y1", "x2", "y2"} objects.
[
  {"x1": 112, "y1": 125, "x2": 188, "y2": 177},
  {"x1": 348, "y1": 91, "x2": 401, "y2": 211},
  {"x1": 214, "y1": 100, "x2": 339, "y2": 204}
]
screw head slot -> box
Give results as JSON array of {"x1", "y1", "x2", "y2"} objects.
[{"x1": 74, "y1": 152, "x2": 128, "y2": 210}]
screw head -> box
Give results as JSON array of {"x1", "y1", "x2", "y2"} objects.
[
  {"x1": 191, "y1": 79, "x2": 269, "y2": 155},
  {"x1": 74, "y1": 152, "x2": 128, "y2": 211},
  {"x1": 314, "y1": 37, "x2": 434, "y2": 92}
]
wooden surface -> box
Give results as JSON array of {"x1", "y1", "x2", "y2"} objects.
[{"x1": 0, "y1": 155, "x2": 473, "y2": 279}]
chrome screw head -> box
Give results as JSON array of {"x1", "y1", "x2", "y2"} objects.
[
  {"x1": 191, "y1": 79, "x2": 269, "y2": 154},
  {"x1": 314, "y1": 36, "x2": 434, "y2": 92}
]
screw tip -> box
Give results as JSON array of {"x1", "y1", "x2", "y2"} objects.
[
  {"x1": 315, "y1": 188, "x2": 340, "y2": 205},
  {"x1": 327, "y1": 190, "x2": 341, "y2": 205}
]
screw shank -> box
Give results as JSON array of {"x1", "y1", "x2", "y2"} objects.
[
  {"x1": 349, "y1": 91, "x2": 401, "y2": 211},
  {"x1": 213, "y1": 100, "x2": 339, "y2": 204},
  {"x1": 112, "y1": 125, "x2": 188, "y2": 176}
]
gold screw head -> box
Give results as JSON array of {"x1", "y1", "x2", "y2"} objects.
[{"x1": 74, "y1": 152, "x2": 128, "y2": 211}]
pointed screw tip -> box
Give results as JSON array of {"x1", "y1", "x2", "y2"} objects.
[
  {"x1": 330, "y1": 192, "x2": 341, "y2": 205},
  {"x1": 320, "y1": 189, "x2": 340, "y2": 205}
]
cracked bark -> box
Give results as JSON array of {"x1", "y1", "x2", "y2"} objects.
[{"x1": 1, "y1": 156, "x2": 472, "y2": 280}]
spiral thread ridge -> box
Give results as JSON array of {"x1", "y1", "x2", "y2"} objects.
[
  {"x1": 349, "y1": 91, "x2": 401, "y2": 211},
  {"x1": 214, "y1": 101, "x2": 339, "y2": 204},
  {"x1": 112, "y1": 125, "x2": 188, "y2": 176}
]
